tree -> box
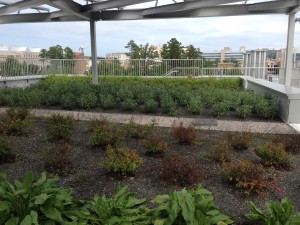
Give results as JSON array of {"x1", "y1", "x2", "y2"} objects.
[
  {"x1": 160, "y1": 38, "x2": 184, "y2": 59},
  {"x1": 125, "y1": 40, "x2": 159, "y2": 59},
  {"x1": 39, "y1": 45, "x2": 75, "y2": 59},
  {"x1": 184, "y1": 45, "x2": 202, "y2": 59}
]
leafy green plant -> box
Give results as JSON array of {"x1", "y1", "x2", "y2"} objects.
[
  {"x1": 99, "y1": 146, "x2": 143, "y2": 175},
  {"x1": 187, "y1": 96, "x2": 204, "y2": 115},
  {"x1": 255, "y1": 142, "x2": 293, "y2": 169},
  {"x1": 121, "y1": 99, "x2": 137, "y2": 111},
  {"x1": 209, "y1": 140, "x2": 232, "y2": 163},
  {"x1": 159, "y1": 155, "x2": 203, "y2": 186},
  {"x1": 246, "y1": 198, "x2": 300, "y2": 225},
  {"x1": 226, "y1": 132, "x2": 252, "y2": 151},
  {"x1": 61, "y1": 93, "x2": 78, "y2": 109},
  {"x1": 44, "y1": 141, "x2": 73, "y2": 175},
  {"x1": 254, "y1": 98, "x2": 277, "y2": 119},
  {"x1": 149, "y1": 185, "x2": 233, "y2": 225},
  {"x1": 140, "y1": 136, "x2": 169, "y2": 156},
  {"x1": 100, "y1": 94, "x2": 116, "y2": 109},
  {"x1": 47, "y1": 114, "x2": 74, "y2": 141},
  {"x1": 0, "y1": 172, "x2": 90, "y2": 225},
  {"x1": 89, "y1": 125, "x2": 120, "y2": 148},
  {"x1": 236, "y1": 105, "x2": 253, "y2": 118},
  {"x1": 160, "y1": 95, "x2": 177, "y2": 116},
  {"x1": 141, "y1": 99, "x2": 158, "y2": 113},
  {"x1": 223, "y1": 160, "x2": 278, "y2": 195},
  {"x1": 0, "y1": 108, "x2": 31, "y2": 135},
  {"x1": 171, "y1": 122, "x2": 196, "y2": 144},
  {"x1": 0, "y1": 135, "x2": 16, "y2": 164},
  {"x1": 79, "y1": 93, "x2": 98, "y2": 109},
  {"x1": 122, "y1": 119, "x2": 155, "y2": 139},
  {"x1": 88, "y1": 185, "x2": 149, "y2": 225},
  {"x1": 212, "y1": 102, "x2": 229, "y2": 117}
]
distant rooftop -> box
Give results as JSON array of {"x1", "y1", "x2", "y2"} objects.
[{"x1": 0, "y1": 44, "x2": 41, "y2": 53}]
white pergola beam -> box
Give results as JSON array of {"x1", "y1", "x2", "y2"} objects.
[
  {"x1": 44, "y1": 0, "x2": 91, "y2": 20},
  {"x1": 83, "y1": 0, "x2": 154, "y2": 12},
  {"x1": 143, "y1": 0, "x2": 243, "y2": 16},
  {"x1": 0, "y1": 0, "x2": 42, "y2": 16},
  {"x1": 248, "y1": 0, "x2": 299, "y2": 12}
]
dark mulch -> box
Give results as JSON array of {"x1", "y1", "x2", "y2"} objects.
[{"x1": 1, "y1": 117, "x2": 300, "y2": 225}]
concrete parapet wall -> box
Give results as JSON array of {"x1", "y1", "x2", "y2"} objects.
[
  {"x1": 243, "y1": 76, "x2": 300, "y2": 123},
  {"x1": 0, "y1": 76, "x2": 46, "y2": 88}
]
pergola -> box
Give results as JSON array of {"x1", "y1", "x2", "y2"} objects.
[{"x1": 0, "y1": 0, "x2": 299, "y2": 85}]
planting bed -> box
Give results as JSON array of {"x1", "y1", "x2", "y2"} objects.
[{"x1": 0, "y1": 112, "x2": 300, "y2": 225}]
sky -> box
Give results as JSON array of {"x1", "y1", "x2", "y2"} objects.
[{"x1": 0, "y1": 1, "x2": 299, "y2": 57}]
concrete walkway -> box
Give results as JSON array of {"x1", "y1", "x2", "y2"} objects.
[{"x1": 23, "y1": 108, "x2": 296, "y2": 134}]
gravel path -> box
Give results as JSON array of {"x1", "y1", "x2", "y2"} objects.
[{"x1": 0, "y1": 107, "x2": 294, "y2": 134}]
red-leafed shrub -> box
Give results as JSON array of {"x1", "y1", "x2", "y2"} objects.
[{"x1": 171, "y1": 122, "x2": 196, "y2": 144}]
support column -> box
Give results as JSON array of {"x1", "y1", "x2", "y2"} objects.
[
  {"x1": 90, "y1": 20, "x2": 98, "y2": 85},
  {"x1": 285, "y1": 12, "x2": 296, "y2": 86}
]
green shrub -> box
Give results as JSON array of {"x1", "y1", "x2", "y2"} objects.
[
  {"x1": 160, "y1": 94, "x2": 177, "y2": 116},
  {"x1": 149, "y1": 185, "x2": 233, "y2": 225},
  {"x1": 99, "y1": 146, "x2": 143, "y2": 175},
  {"x1": 61, "y1": 93, "x2": 78, "y2": 110},
  {"x1": 141, "y1": 99, "x2": 158, "y2": 113},
  {"x1": 0, "y1": 108, "x2": 30, "y2": 135},
  {"x1": 121, "y1": 98, "x2": 137, "y2": 111},
  {"x1": 255, "y1": 143, "x2": 293, "y2": 169},
  {"x1": 227, "y1": 132, "x2": 252, "y2": 151},
  {"x1": 79, "y1": 93, "x2": 98, "y2": 109},
  {"x1": 88, "y1": 185, "x2": 149, "y2": 225},
  {"x1": 0, "y1": 172, "x2": 89, "y2": 225},
  {"x1": 99, "y1": 94, "x2": 116, "y2": 109},
  {"x1": 0, "y1": 135, "x2": 16, "y2": 164},
  {"x1": 246, "y1": 198, "x2": 300, "y2": 225},
  {"x1": 89, "y1": 119, "x2": 120, "y2": 147},
  {"x1": 44, "y1": 141, "x2": 73, "y2": 175},
  {"x1": 171, "y1": 122, "x2": 197, "y2": 144},
  {"x1": 212, "y1": 102, "x2": 229, "y2": 117},
  {"x1": 47, "y1": 114, "x2": 74, "y2": 141},
  {"x1": 236, "y1": 105, "x2": 253, "y2": 118},
  {"x1": 209, "y1": 140, "x2": 232, "y2": 163},
  {"x1": 255, "y1": 99, "x2": 277, "y2": 119},
  {"x1": 122, "y1": 119, "x2": 155, "y2": 139},
  {"x1": 140, "y1": 136, "x2": 168, "y2": 156},
  {"x1": 187, "y1": 96, "x2": 204, "y2": 115}
]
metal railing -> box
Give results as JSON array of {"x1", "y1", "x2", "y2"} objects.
[{"x1": 0, "y1": 56, "x2": 285, "y2": 81}]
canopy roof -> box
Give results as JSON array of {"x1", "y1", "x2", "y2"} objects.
[{"x1": 0, "y1": 0, "x2": 299, "y2": 24}]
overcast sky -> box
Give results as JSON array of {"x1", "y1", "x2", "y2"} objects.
[{"x1": 0, "y1": 1, "x2": 299, "y2": 57}]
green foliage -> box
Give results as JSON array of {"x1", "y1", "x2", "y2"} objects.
[
  {"x1": 0, "y1": 172, "x2": 89, "y2": 225},
  {"x1": 160, "y1": 95, "x2": 177, "y2": 116},
  {"x1": 223, "y1": 160, "x2": 273, "y2": 195},
  {"x1": 149, "y1": 185, "x2": 233, "y2": 225},
  {"x1": 187, "y1": 96, "x2": 204, "y2": 115},
  {"x1": 89, "y1": 119, "x2": 120, "y2": 147},
  {"x1": 88, "y1": 185, "x2": 149, "y2": 225},
  {"x1": 140, "y1": 136, "x2": 169, "y2": 156},
  {"x1": 141, "y1": 99, "x2": 158, "y2": 113},
  {"x1": 159, "y1": 155, "x2": 203, "y2": 186},
  {"x1": 61, "y1": 93, "x2": 78, "y2": 110},
  {"x1": 47, "y1": 114, "x2": 74, "y2": 141},
  {"x1": 121, "y1": 99, "x2": 137, "y2": 111},
  {"x1": 254, "y1": 98, "x2": 277, "y2": 119},
  {"x1": 255, "y1": 143, "x2": 293, "y2": 169},
  {"x1": 226, "y1": 132, "x2": 252, "y2": 151},
  {"x1": 99, "y1": 94, "x2": 116, "y2": 109},
  {"x1": 246, "y1": 198, "x2": 300, "y2": 225},
  {"x1": 212, "y1": 102, "x2": 229, "y2": 117},
  {"x1": 99, "y1": 146, "x2": 143, "y2": 175},
  {"x1": 44, "y1": 141, "x2": 73, "y2": 175},
  {"x1": 0, "y1": 135, "x2": 16, "y2": 164},
  {"x1": 171, "y1": 122, "x2": 196, "y2": 144},
  {"x1": 0, "y1": 108, "x2": 30, "y2": 135},
  {"x1": 236, "y1": 105, "x2": 253, "y2": 118},
  {"x1": 79, "y1": 93, "x2": 98, "y2": 109},
  {"x1": 209, "y1": 140, "x2": 232, "y2": 163},
  {"x1": 122, "y1": 119, "x2": 155, "y2": 139}
]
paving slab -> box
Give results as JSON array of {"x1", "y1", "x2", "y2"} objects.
[{"x1": 0, "y1": 107, "x2": 296, "y2": 134}]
